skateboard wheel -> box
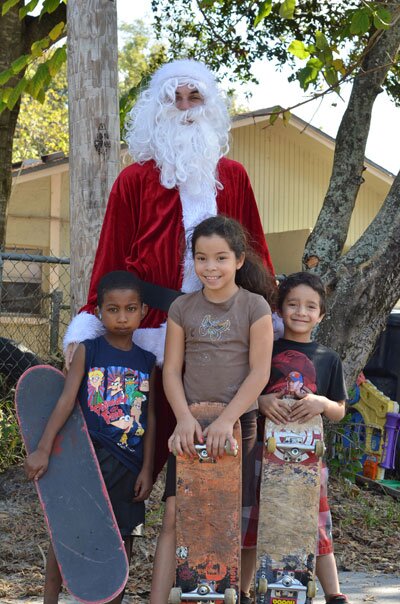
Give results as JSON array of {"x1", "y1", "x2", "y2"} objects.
[
  {"x1": 168, "y1": 586, "x2": 182, "y2": 604},
  {"x1": 224, "y1": 587, "x2": 237, "y2": 604},
  {"x1": 257, "y1": 577, "x2": 268, "y2": 593},
  {"x1": 266, "y1": 437, "x2": 276, "y2": 453},
  {"x1": 307, "y1": 580, "x2": 317, "y2": 598},
  {"x1": 315, "y1": 440, "x2": 324, "y2": 458}
]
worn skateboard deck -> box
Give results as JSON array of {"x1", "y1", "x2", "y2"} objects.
[
  {"x1": 169, "y1": 402, "x2": 242, "y2": 604},
  {"x1": 256, "y1": 400, "x2": 324, "y2": 604},
  {"x1": 15, "y1": 365, "x2": 129, "y2": 604}
]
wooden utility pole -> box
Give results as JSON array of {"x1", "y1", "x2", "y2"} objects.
[{"x1": 67, "y1": 0, "x2": 120, "y2": 313}]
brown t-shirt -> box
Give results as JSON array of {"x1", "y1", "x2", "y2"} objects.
[{"x1": 168, "y1": 287, "x2": 271, "y2": 411}]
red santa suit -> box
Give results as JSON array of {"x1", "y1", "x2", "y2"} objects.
[{"x1": 64, "y1": 156, "x2": 275, "y2": 476}]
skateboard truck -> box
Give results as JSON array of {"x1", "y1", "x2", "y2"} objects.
[
  {"x1": 195, "y1": 441, "x2": 238, "y2": 463},
  {"x1": 266, "y1": 436, "x2": 324, "y2": 460},
  {"x1": 169, "y1": 582, "x2": 237, "y2": 603}
]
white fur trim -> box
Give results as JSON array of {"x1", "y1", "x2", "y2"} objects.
[
  {"x1": 63, "y1": 312, "x2": 105, "y2": 352},
  {"x1": 180, "y1": 182, "x2": 217, "y2": 293},
  {"x1": 150, "y1": 60, "x2": 217, "y2": 94},
  {"x1": 133, "y1": 322, "x2": 167, "y2": 367}
]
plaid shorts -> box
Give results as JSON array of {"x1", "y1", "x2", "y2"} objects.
[{"x1": 241, "y1": 443, "x2": 333, "y2": 555}]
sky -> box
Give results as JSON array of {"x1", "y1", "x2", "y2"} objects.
[{"x1": 116, "y1": 0, "x2": 400, "y2": 175}]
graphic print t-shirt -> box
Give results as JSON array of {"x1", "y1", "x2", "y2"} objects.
[
  {"x1": 168, "y1": 287, "x2": 271, "y2": 411},
  {"x1": 78, "y1": 336, "x2": 156, "y2": 474},
  {"x1": 265, "y1": 338, "x2": 347, "y2": 402}
]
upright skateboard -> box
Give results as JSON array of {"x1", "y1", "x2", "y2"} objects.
[
  {"x1": 15, "y1": 365, "x2": 129, "y2": 604},
  {"x1": 256, "y1": 399, "x2": 324, "y2": 604},
  {"x1": 169, "y1": 402, "x2": 242, "y2": 604}
]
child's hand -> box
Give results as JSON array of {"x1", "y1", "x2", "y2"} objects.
[
  {"x1": 203, "y1": 417, "x2": 236, "y2": 459},
  {"x1": 289, "y1": 393, "x2": 325, "y2": 423},
  {"x1": 259, "y1": 391, "x2": 291, "y2": 424},
  {"x1": 133, "y1": 468, "x2": 153, "y2": 502},
  {"x1": 168, "y1": 413, "x2": 203, "y2": 457},
  {"x1": 24, "y1": 449, "x2": 50, "y2": 481}
]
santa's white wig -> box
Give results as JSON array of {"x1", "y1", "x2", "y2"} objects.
[{"x1": 125, "y1": 59, "x2": 231, "y2": 193}]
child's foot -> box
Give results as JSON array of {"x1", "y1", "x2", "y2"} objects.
[
  {"x1": 326, "y1": 594, "x2": 351, "y2": 604},
  {"x1": 240, "y1": 592, "x2": 253, "y2": 604}
]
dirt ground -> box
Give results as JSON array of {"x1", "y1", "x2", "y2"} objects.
[{"x1": 0, "y1": 465, "x2": 399, "y2": 601}]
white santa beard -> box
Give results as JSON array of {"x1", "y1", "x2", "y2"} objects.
[{"x1": 155, "y1": 107, "x2": 223, "y2": 195}]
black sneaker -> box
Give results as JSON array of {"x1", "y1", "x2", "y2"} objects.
[
  {"x1": 326, "y1": 595, "x2": 351, "y2": 604},
  {"x1": 240, "y1": 593, "x2": 253, "y2": 604}
]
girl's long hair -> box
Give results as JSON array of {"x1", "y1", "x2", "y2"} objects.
[{"x1": 191, "y1": 215, "x2": 276, "y2": 306}]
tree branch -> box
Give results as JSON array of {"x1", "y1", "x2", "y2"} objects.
[{"x1": 303, "y1": 6, "x2": 400, "y2": 274}]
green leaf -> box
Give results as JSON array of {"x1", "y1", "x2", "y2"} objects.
[
  {"x1": 279, "y1": 0, "x2": 296, "y2": 20},
  {"x1": 2, "y1": 0, "x2": 20, "y2": 16},
  {"x1": 323, "y1": 66, "x2": 339, "y2": 87},
  {"x1": 28, "y1": 63, "x2": 51, "y2": 99},
  {"x1": 269, "y1": 106, "x2": 281, "y2": 125},
  {"x1": 46, "y1": 46, "x2": 67, "y2": 76},
  {"x1": 42, "y1": 0, "x2": 62, "y2": 14},
  {"x1": 19, "y1": 0, "x2": 40, "y2": 19},
  {"x1": 297, "y1": 58, "x2": 323, "y2": 90},
  {"x1": 350, "y1": 8, "x2": 371, "y2": 35},
  {"x1": 6, "y1": 77, "x2": 27, "y2": 111},
  {"x1": 315, "y1": 30, "x2": 329, "y2": 51},
  {"x1": 254, "y1": 0, "x2": 273, "y2": 27},
  {"x1": 11, "y1": 55, "x2": 30, "y2": 75},
  {"x1": 31, "y1": 37, "x2": 51, "y2": 58},
  {"x1": 332, "y1": 58, "x2": 346, "y2": 75},
  {"x1": 0, "y1": 87, "x2": 13, "y2": 103},
  {"x1": 0, "y1": 68, "x2": 13, "y2": 86},
  {"x1": 287, "y1": 40, "x2": 310, "y2": 60},
  {"x1": 282, "y1": 110, "x2": 291, "y2": 126},
  {"x1": 374, "y1": 7, "x2": 391, "y2": 30},
  {"x1": 48, "y1": 21, "x2": 65, "y2": 41}
]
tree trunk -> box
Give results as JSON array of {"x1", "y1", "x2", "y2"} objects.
[
  {"x1": 304, "y1": 13, "x2": 400, "y2": 273},
  {"x1": 0, "y1": 3, "x2": 26, "y2": 246},
  {"x1": 303, "y1": 8, "x2": 400, "y2": 387},
  {"x1": 67, "y1": 0, "x2": 120, "y2": 313},
  {"x1": 318, "y1": 171, "x2": 400, "y2": 386}
]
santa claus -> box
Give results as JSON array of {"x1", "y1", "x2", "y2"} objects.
[{"x1": 64, "y1": 59, "x2": 276, "y2": 475}]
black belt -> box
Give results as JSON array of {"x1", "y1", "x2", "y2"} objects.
[{"x1": 137, "y1": 278, "x2": 184, "y2": 313}]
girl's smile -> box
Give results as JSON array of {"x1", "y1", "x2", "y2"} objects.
[{"x1": 194, "y1": 234, "x2": 244, "y2": 302}]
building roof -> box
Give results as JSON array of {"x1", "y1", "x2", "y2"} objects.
[{"x1": 12, "y1": 109, "x2": 395, "y2": 182}]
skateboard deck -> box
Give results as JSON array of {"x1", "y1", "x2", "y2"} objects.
[
  {"x1": 15, "y1": 365, "x2": 129, "y2": 604},
  {"x1": 169, "y1": 402, "x2": 242, "y2": 604},
  {"x1": 256, "y1": 399, "x2": 324, "y2": 604}
]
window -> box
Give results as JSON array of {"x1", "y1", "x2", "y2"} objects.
[{"x1": 1, "y1": 249, "x2": 43, "y2": 315}]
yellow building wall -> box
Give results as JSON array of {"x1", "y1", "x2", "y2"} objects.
[
  {"x1": 7, "y1": 169, "x2": 70, "y2": 256},
  {"x1": 228, "y1": 118, "x2": 391, "y2": 252}
]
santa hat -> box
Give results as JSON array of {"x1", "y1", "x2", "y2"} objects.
[{"x1": 149, "y1": 59, "x2": 218, "y2": 94}]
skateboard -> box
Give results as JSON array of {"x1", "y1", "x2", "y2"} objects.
[
  {"x1": 169, "y1": 402, "x2": 242, "y2": 604},
  {"x1": 255, "y1": 399, "x2": 324, "y2": 604},
  {"x1": 15, "y1": 365, "x2": 129, "y2": 604}
]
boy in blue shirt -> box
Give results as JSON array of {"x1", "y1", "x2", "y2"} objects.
[{"x1": 25, "y1": 271, "x2": 156, "y2": 604}]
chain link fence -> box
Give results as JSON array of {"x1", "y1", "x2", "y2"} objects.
[{"x1": 0, "y1": 249, "x2": 71, "y2": 470}]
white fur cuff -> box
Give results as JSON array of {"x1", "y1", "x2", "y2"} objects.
[
  {"x1": 133, "y1": 322, "x2": 167, "y2": 367},
  {"x1": 63, "y1": 312, "x2": 105, "y2": 352}
]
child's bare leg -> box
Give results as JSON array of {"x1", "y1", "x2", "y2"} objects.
[
  {"x1": 240, "y1": 547, "x2": 256, "y2": 599},
  {"x1": 316, "y1": 553, "x2": 341, "y2": 597},
  {"x1": 43, "y1": 543, "x2": 62, "y2": 604},
  {"x1": 150, "y1": 496, "x2": 176, "y2": 604}
]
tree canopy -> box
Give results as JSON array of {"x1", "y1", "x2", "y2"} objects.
[{"x1": 151, "y1": 0, "x2": 399, "y2": 110}]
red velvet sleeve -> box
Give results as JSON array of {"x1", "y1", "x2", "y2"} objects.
[{"x1": 80, "y1": 167, "x2": 139, "y2": 314}]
